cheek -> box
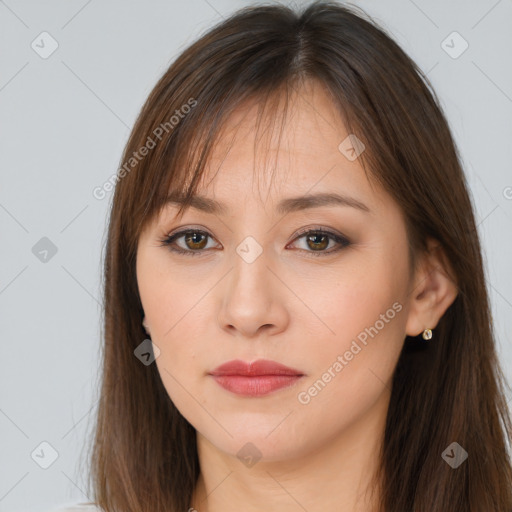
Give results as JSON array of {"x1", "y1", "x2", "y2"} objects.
[
  {"x1": 294, "y1": 249, "x2": 407, "y2": 396},
  {"x1": 293, "y1": 254, "x2": 404, "y2": 344},
  {"x1": 137, "y1": 251, "x2": 199, "y2": 376},
  {"x1": 138, "y1": 248, "x2": 203, "y2": 338}
]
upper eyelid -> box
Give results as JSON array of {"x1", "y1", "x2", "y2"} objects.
[{"x1": 165, "y1": 225, "x2": 346, "y2": 239}]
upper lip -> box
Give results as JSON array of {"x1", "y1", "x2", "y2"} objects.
[{"x1": 209, "y1": 359, "x2": 304, "y2": 377}]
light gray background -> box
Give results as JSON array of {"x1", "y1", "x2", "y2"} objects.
[{"x1": 1, "y1": 0, "x2": 511, "y2": 510}]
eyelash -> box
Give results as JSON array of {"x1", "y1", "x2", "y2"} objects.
[{"x1": 157, "y1": 226, "x2": 351, "y2": 258}]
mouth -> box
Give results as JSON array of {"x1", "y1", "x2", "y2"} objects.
[{"x1": 208, "y1": 359, "x2": 305, "y2": 397}]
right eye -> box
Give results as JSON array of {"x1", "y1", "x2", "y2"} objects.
[{"x1": 158, "y1": 229, "x2": 220, "y2": 256}]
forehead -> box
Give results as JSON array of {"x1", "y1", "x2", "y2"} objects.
[{"x1": 184, "y1": 80, "x2": 382, "y2": 211}]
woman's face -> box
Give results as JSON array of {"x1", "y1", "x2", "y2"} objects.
[{"x1": 136, "y1": 80, "x2": 416, "y2": 462}]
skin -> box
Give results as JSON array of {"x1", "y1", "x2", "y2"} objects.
[{"x1": 136, "y1": 79, "x2": 458, "y2": 512}]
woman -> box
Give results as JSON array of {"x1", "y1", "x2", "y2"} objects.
[{"x1": 59, "y1": 1, "x2": 512, "y2": 511}]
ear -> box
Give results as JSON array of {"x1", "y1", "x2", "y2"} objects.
[
  {"x1": 405, "y1": 237, "x2": 459, "y2": 337},
  {"x1": 142, "y1": 316, "x2": 151, "y2": 337}
]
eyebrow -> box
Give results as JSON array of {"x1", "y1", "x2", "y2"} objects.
[{"x1": 165, "y1": 191, "x2": 371, "y2": 216}]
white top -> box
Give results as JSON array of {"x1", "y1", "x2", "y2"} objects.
[{"x1": 50, "y1": 504, "x2": 102, "y2": 512}]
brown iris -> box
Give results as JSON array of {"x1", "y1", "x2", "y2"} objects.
[
  {"x1": 184, "y1": 232, "x2": 208, "y2": 250},
  {"x1": 306, "y1": 233, "x2": 329, "y2": 251}
]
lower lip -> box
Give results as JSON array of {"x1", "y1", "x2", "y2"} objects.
[{"x1": 210, "y1": 375, "x2": 303, "y2": 397}]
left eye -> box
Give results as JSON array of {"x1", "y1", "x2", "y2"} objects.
[
  {"x1": 158, "y1": 228, "x2": 350, "y2": 257},
  {"x1": 290, "y1": 229, "x2": 350, "y2": 256}
]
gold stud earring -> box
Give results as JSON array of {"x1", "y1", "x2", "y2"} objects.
[{"x1": 422, "y1": 328, "x2": 433, "y2": 341}]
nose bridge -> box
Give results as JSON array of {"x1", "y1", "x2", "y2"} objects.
[
  {"x1": 216, "y1": 234, "x2": 288, "y2": 337},
  {"x1": 226, "y1": 190, "x2": 286, "y2": 296},
  {"x1": 228, "y1": 236, "x2": 273, "y2": 309}
]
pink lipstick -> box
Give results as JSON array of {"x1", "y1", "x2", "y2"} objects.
[{"x1": 209, "y1": 359, "x2": 304, "y2": 397}]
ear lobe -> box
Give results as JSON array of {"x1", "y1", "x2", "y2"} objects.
[
  {"x1": 142, "y1": 316, "x2": 151, "y2": 337},
  {"x1": 405, "y1": 238, "x2": 459, "y2": 338}
]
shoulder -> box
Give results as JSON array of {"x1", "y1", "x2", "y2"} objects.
[{"x1": 49, "y1": 503, "x2": 103, "y2": 512}]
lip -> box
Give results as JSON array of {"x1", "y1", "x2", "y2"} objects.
[
  {"x1": 210, "y1": 359, "x2": 303, "y2": 377},
  {"x1": 208, "y1": 359, "x2": 305, "y2": 397}
]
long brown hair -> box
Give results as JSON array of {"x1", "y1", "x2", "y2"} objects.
[{"x1": 85, "y1": 2, "x2": 512, "y2": 510}]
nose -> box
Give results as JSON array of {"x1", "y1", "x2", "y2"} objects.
[{"x1": 216, "y1": 248, "x2": 289, "y2": 339}]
